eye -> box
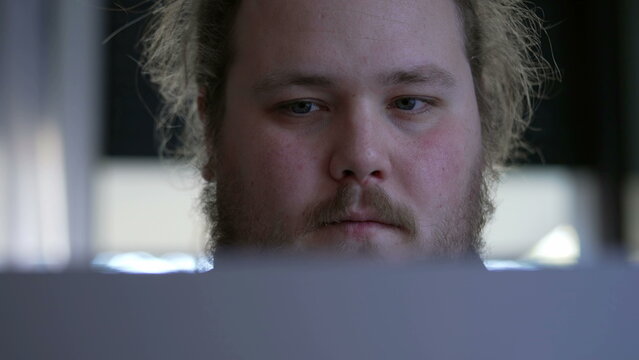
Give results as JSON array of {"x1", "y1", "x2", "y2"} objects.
[
  {"x1": 279, "y1": 100, "x2": 322, "y2": 115},
  {"x1": 390, "y1": 97, "x2": 433, "y2": 113}
]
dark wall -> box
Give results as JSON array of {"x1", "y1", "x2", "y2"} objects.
[
  {"x1": 104, "y1": 0, "x2": 159, "y2": 157},
  {"x1": 514, "y1": 0, "x2": 623, "y2": 169}
]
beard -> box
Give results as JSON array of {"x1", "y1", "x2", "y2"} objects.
[{"x1": 201, "y1": 162, "x2": 495, "y2": 263}]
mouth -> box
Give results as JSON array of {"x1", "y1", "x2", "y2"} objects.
[
  {"x1": 304, "y1": 185, "x2": 417, "y2": 239},
  {"x1": 330, "y1": 219, "x2": 393, "y2": 227},
  {"x1": 331, "y1": 220, "x2": 394, "y2": 229},
  {"x1": 320, "y1": 219, "x2": 398, "y2": 241},
  {"x1": 324, "y1": 212, "x2": 402, "y2": 233}
]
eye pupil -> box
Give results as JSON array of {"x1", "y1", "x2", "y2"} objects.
[
  {"x1": 396, "y1": 98, "x2": 417, "y2": 110},
  {"x1": 291, "y1": 101, "x2": 313, "y2": 114}
]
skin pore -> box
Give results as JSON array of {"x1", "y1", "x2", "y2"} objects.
[{"x1": 203, "y1": 0, "x2": 490, "y2": 261}]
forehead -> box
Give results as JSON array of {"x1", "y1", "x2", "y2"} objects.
[{"x1": 231, "y1": 0, "x2": 467, "y2": 84}]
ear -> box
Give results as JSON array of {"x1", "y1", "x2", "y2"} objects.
[
  {"x1": 197, "y1": 87, "x2": 208, "y2": 123},
  {"x1": 198, "y1": 87, "x2": 216, "y2": 182}
]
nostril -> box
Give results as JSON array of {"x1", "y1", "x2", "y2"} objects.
[
  {"x1": 340, "y1": 169, "x2": 383, "y2": 180},
  {"x1": 342, "y1": 169, "x2": 355, "y2": 177}
]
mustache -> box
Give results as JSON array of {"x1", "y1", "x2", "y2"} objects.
[{"x1": 303, "y1": 184, "x2": 417, "y2": 236}]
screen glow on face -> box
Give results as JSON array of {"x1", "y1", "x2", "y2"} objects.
[{"x1": 210, "y1": 0, "x2": 484, "y2": 259}]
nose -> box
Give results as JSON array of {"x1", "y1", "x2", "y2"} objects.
[{"x1": 328, "y1": 106, "x2": 390, "y2": 184}]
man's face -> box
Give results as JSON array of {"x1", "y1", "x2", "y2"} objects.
[{"x1": 207, "y1": 0, "x2": 486, "y2": 260}]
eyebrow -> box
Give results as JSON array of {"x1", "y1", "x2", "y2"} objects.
[
  {"x1": 252, "y1": 72, "x2": 335, "y2": 95},
  {"x1": 252, "y1": 64, "x2": 456, "y2": 95},
  {"x1": 378, "y1": 65, "x2": 456, "y2": 88}
]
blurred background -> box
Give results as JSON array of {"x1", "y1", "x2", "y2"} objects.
[{"x1": 0, "y1": 0, "x2": 637, "y2": 272}]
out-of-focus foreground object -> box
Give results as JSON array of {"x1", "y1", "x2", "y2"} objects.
[
  {"x1": 0, "y1": 0, "x2": 104, "y2": 270},
  {"x1": 0, "y1": 260, "x2": 637, "y2": 359}
]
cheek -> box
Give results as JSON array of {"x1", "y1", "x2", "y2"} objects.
[
  {"x1": 220, "y1": 124, "x2": 323, "y2": 204},
  {"x1": 404, "y1": 117, "x2": 481, "y2": 205},
  {"x1": 258, "y1": 138, "x2": 315, "y2": 184},
  {"x1": 252, "y1": 136, "x2": 328, "y2": 226}
]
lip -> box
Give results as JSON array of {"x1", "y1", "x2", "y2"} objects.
[
  {"x1": 331, "y1": 220, "x2": 393, "y2": 230},
  {"x1": 335, "y1": 210, "x2": 391, "y2": 225},
  {"x1": 327, "y1": 210, "x2": 399, "y2": 230},
  {"x1": 324, "y1": 220, "x2": 394, "y2": 240},
  {"x1": 332, "y1": 219, "x2": 389, "y2": 227}
]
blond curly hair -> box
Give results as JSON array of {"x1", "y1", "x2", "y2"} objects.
[{"x1": 141, "y1": 0, "x2": 553, "y2": 173}]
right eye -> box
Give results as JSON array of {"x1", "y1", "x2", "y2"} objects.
[{"x1": 279, "y1": 100, "x2": 322, "y2": 115}]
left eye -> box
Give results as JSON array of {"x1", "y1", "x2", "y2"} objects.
[
  {"x1": 281, "y1": 100, "x2": 321, "y2": 115},
  {"x1": 391, "y1": 97, "x2": 431, "y2": 112}
]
